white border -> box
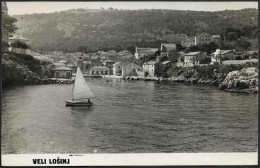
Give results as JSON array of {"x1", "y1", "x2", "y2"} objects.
[{"x1": 1, "y1": 153, "x2": 258, "y2": 166}]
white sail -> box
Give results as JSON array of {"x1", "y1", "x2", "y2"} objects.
[{"x1": 72, "y1": 67, "x2": 94, "y2": 100}]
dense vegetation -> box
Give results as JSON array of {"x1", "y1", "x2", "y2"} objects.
[
  {"x1": 2, "y1": 53, "x2": 53, "y2": 87},
  {"x1": 13, "y1": 8, "x2": 258, "y2": 53}
]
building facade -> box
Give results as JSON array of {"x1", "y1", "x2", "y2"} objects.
[
  {"x1": 113, "y1": 62, "x2": 123, "y2": 76},
  {"x1": 135, "y1": 47, "x2": 158, "y2": 59},
  {"x1": 143, "y1": 61, "x2": 162, "y2": 77},
  {"x1": 184, "y1": 52, "x2": 205, "y2": 67},
  {"x1": 90, "y1": 66, "x2": 110, "y2": 75},
  {"x1": 181, "y1": 36, "x2": 196, "y2": 47},
  {"x1": 53, "y1": 66, "x2": 73, "y2": 79},
  {"x1": 210, "y1": 49, "x2": 238, "y2": 64},
  {"x1": 195, "y1": 32, "x2": 212, "y2": 45},
  {"x1": 160, "y1": 44, "x2": 177, "y2": 52},
  {"x1": 122, "y1": 62, "x2": 142, "y2": 77}
]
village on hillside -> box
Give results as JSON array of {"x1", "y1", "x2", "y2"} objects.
[
  {"x1": 4, "y1": 32, "x2": 258, "y2": 80},
  {"x1": 1, "y1": 2, "x2": 258, "y2": 83}
]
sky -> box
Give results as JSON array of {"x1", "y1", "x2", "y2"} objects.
[{"x1": 7, "y1": 1, "x2": 258, "y2": 16}]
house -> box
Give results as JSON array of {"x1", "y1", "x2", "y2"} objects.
[
  {"x1": 90, "y1": 66, "x2": 110, "y2": 75},
  {"x1": 113, "y1": 62, "x2": 123, "y2": 76},
  {"x1": 53, "y1": 62, "x2": 66, "y2": 68},
  {"x1": 143, "y1": 61, "x2": 162, "y2": 77},
  {"x1": 103, "y1": 59, "x2": 116, "y2": 74},
  {"x1": 195, "y1": 32, "x2": 212, "y2": 45},
  {"x1": 181, "y1": 36, "x2": 196, "y2": 47},
  {"x1": 53, "y1": 66, "x2": 73, "y2": 79},
  {"x1": 135, "y1": 47, "x2": 158, "y2": 59},
  {"x1": 176, "y1": 51, "x2": 186, "y2": 67},
  {"x1": 184, "y1": 52, "x2": 205, "y2": 67},
  {"x1": 160, "y1": 44, "x2": 177, "y2": 52},
  {"x1": 210, "y1": 49, "x2": 238, "y2": 64},
  {"x1": 90, "y1": 55, "x2": 102, "y2": 67},
  {"x1": 212, "y1": 35, "x2": 220, "y2": 45},
  {"x1": 122, "y1": 62, "x2": 142, "y2": 77},
  {"x1": 129, "y1": 58, "x2": 142, "y2": 66}
]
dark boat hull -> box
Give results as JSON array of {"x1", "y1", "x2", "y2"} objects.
[{"x1": 66, "y1": 100, "x2": 93, "y2": 106}]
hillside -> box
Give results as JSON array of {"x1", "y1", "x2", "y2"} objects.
[{"x1": 13, "y1": 8, "x2": 258, "y2": 53}]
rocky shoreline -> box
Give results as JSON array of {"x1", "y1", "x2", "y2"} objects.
[{"x1": 123, "y1": 67, "x2": 258, "y2": 93}]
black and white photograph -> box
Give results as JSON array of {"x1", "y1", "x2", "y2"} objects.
[{"x1": 1, "y1": 1, "x2": 258, "y2": 166}]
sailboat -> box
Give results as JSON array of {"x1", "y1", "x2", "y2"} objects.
[{"x1": 66, "y1": 67, "x2": 94, "y2": 106}]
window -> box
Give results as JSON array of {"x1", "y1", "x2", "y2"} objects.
[
  {"x1": 101, "y1": 71, "x2": 103, "y2": 75},
  {"x1": 96, "y1": 71, "x2": 98, "y2": 75}
]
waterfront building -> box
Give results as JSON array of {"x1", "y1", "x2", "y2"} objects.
[
  {"x1": 135, "y1": 47, "x2": 158, "y2": 59},
  {"x1": 143, "y1": 61, "x2": 162, "y2": 77},
  {"x1": 90, "y1": 66, "x2": 110, "y2": 75},
  {"x1": 53, "y1": 66, "x2": 73, "y2": 79},
  {"x1": 122, "y1": 62, "x2": 142, "y2": 77},
  {"x1": 184, "y1": 52, "x2": 205, "y2": 67},
  {"x1": 103, "y1": 60, "x2": 116, "y2": 74},
  {"x1": 113, "y1": 62, "x2": 123, "y2": 76}
]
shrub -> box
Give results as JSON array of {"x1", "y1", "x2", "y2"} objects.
[{"x1": 235, "y1": 56, "x2": 243, "y2": 60}]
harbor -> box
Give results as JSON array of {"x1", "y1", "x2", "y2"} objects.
[{"x1": 1, "y1": 78, "x2": 258, "y2": 153}]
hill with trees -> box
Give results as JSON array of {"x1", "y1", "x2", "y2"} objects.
[{"x1": 13, "y1": 8, "x2": 258, "y2": 53}]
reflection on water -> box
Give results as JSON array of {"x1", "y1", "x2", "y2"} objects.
[{"x1": 1, "y1": 78, "x2": 258, "y2": 153}]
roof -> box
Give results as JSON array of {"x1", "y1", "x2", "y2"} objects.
[
  {"x1": 53, "y1": 62, "x2": 66, "y2": 66},
  {"x1": 122, "y1": 62, "x2": 141, "y2": 67},
  {"x1": 143, "y1": 61, "x2": 159, "y2": 65},
  {"x1": 54, "y1": 66, "x2": 72, "y2": 71},
  {"x1": 136, "y1": 47, "x2": 158, "y2": 53},
  {"x1": 58, "y1": 60, "x2": 67, "y2": 63},
  {"x1": 185, "y1": 52, "x2": 201, "y2": 56},
  {"x1": 162, "y1": 61, "x2": 171, "y2": 64},
  {"x1": 211, "y1": 50, "x2": 232, "y2": 55},
  {"x1": 113, "y1": 62, "x2": 122, "y2": 66},
  {"x1": 161, "y1": 43, "x2": 176, "y2": 48},
  {"x1": 90, "y1": 66, "x2": 110, "y2": 70},
  {"x1": 91, "y1": 55, "x2": 99, "y2": 60},
  {"x1": 66, "y1": 63, "x2": 74, "y2": 67},
  {"x1": 212, "y1": 35, "x2": 220, "y2": 38},
  {"x1": 103, "y1": 59, "x2": 115, "y2": 63}
]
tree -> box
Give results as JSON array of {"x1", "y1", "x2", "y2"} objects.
[
  {"x1": 77, "y1": 46, "x2": 87, "y2": 53},
  {"x1": 1, "y1": 14, "x2": 18, "y2": 35},
  {"x1": 168, "y1": 50, "x2": 180, "y2": 63},
  {"x1": 235, "y1": 39, "x2": 251, "y2": 51},
  {"x1": 10, "y1": 41, "x2": 31, "y2": 52}
]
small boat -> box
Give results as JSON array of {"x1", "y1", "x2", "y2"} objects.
[{"x1": 66, "y1": 67, "x2": 95, "y2": 106}]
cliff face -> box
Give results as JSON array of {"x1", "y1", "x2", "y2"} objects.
[{"x1": 219, "y1": 67, "x2": 258, "y2": 93}]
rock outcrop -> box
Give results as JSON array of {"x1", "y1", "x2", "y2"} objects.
[{"x1": 219, "y1": 67, "x2": 258, "y2": 93}]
